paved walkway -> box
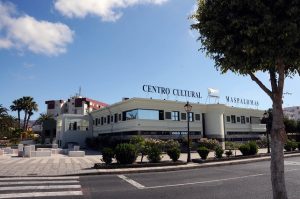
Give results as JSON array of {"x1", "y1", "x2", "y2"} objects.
[{"x1": 0, "y1": 148, "x2": 294, "y2": 177}]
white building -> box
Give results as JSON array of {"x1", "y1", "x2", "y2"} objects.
[
  {"x1": 91, "y1": 98, "x2": 266, "y2": 142},
  {"x1": 45, "y1": 96, "x2": 108, "y2": 117},
  {"x1": 55, "y1": 97, "x2": 266, "y2": 148},
  {"x1": 284, "y1": 106, "x2": 300, "y2": 121}
]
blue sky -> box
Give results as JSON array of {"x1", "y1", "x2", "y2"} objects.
[{"x1": 1, "y1": 0, "x2": 300, "y2": 119}]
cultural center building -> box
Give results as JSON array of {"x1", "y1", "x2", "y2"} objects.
[{"x1": 54, "y1": 86, "x2": 266, "y2": 148}]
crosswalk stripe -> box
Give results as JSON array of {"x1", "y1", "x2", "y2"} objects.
[
  {"x1": 0, "y1": 180, "x2": 79, "y2": 185},
  {"x1": 0, "y1": 191, "x2": 83, "y2": 198},
  {"x1": 0, "y1": 184, "x2": 81, "y2": 191},
  {"x1": 0, "y1": 176, "x2": 79, "y2": 181}
]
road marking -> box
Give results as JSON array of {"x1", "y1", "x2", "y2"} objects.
[
  {"x1": 118, "y1": 175, "x2": 145, "y2": 189},
  {"x1": 285, "y1": 161, "x2": 300, "y2": 166},
  {"x1": 0, "y1": 176, "x2": 79, "y2": 181},
  {"x1": 0, "y1": 180, "x2": 79, "y2": 185},
  {"x1": 0, "y1": 184, "x2": 81, "y2": 191},
  {"x1": 143, "y1": 173, "x2": 265, "y2": 189},
  {"x1": 0, "y1": 191, "x2": 83, "y2": 198}
]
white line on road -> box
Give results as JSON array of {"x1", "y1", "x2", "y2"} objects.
[
  {"x1": 0, "y1": 180, "x2": 79, "y2": 185},
  {"x1": 0, "y1": 191, "x2": 83, "y2": 198},
  {"x1": 118, "y1": 175, "x2": 145, "y2": 189},
  {"x1": 144, "y1": 173, "x2": 265, "y2": 190},
  {"x1": 0, "y1": 184, "x2": 81, "y2": 191},
  {"x1": 0, "y1": 176, "x2": 79, "y2": 181}
]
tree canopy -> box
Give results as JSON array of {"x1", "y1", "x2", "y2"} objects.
[{"x1": 191, "y1": 0, "x2": 300, "y2": 78}]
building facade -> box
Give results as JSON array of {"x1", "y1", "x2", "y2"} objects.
[
  {"x1": 90, "y1": 98, "x2": 266, "y2": 143},
  {"x1": 45, "y1": 96, "x2": 108, "y2": 117},
  {"x1": 284, "y1": 106, "x2": 300, "y2": 121}
]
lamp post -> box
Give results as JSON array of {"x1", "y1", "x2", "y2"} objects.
[
  {"x1": 262, "y1": 111, "x2": 271, "y2": 153},
  {"x1": 184, "y1": 101, "x2": 192, "y2": 163}
]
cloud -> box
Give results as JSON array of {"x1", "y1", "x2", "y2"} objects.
[
  {"x1": 54, "y1": 0, "x2": 168, "y2": 22},
  {"x1": 23, "y1": 62, "x2": 35, "y2": 69},
  {"x1": 0, "y1": 2, "x2": 74, "y2": 56}
]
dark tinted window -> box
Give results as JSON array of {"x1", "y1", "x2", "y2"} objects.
[
  {"x1": 165, "y1": 112, "x2": 171, "y2": 119},
  {"x1": 181, "y1": 113, "x2": 186, "y2": 120},
  {"x1": 195, "y1": 114, "x2": 201, "y2": 121}
]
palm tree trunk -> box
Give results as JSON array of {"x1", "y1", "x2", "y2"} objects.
[
  {"x1": 17, "y1": 110, "x2": 21, "y2": 129},
  {"x1": 23, "y1": 111, "x2": 27, "y2": 131},
  {"x1": 26, "y1": 115, "x2": 31, "y2": 130}
]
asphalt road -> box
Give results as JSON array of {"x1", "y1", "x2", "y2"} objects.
[
  {"x1": 79, "y1": 156, "x2": 300, "y2": 199},
  {"x1": 1, "y1": 156, "x2": 300, "y2": 199}
]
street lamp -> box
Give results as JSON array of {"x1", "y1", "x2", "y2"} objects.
[
  {"x1": 262, "y1": 111, "x2": 271, "y2": 153},
  {"x1": 184, "y1": 101, "x2": 192, "y2": 163}
]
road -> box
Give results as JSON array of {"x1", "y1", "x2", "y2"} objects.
[{"x1": 1, "y1": 156, "x2": 300, "y2": 199}]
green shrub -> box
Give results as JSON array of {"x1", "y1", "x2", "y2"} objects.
[
  {"x1": 147, "y1": 145, "x2": 162, "y2": 163},
  {"x1": 215, "y1": 146, "x2": 224, "y2": 159},
  {"x1": 225, "y1": 150, "x2": 233, "y2": 157},
  {"x1": 101, "y1": 147, "x2": 114, "y2": 165},
  {"x1": 225, "y1": 141, "x2": 241, "y2": 150},
  {"x1": 167, "y1": 146, "x2": 181, "y2": 162},
  {"x1": 239, "y1": 142, "x2": 258, "y2": 156},
  {"x1": 239, "y1": 144, "x2": 250, "y2": 156},
  {"x1": 284, "y1": 140, "x2": 297, "y2": 151},
  {"x1": 130, "y1": 136, "x2": 146, "y2": 163},
  {"x1": 115, "y1": 143, "x2": 137, "y2": 164},
  {"x1": 248, "y1": 141, "x2": 258, "y2": 155},
  {"x1": 165, "y1": 140, "x2": 180, "y2": 151},
  {"x1": 197, "y1": 146, "x2": 210, "y2": 160},
  {"x1": 198, "y1": 139, "x2": 220, "y2": 151}
]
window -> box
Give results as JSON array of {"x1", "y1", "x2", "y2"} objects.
[
  {"x1": 181, "y1": 113, "x2": 187, "y2": 120},
  {"x1": 231, "y1": 115, "x2": 236, "y2": 123},
  {"x1": 246, "y1": 117, "x2": 250, "y2": 123},
  {"x1": 241, "y1": 116, "x2": 245, "y2": 124},
  {"x1": 195, "y1": 114, "x2": 201, "y2": 121},
  {"x1": 188, "y1": 112, "x2": 194, "y2": 122},
  {"x1": 124, "y1": 109, "x2": 160, "y2": 120},
  {"x1": 119, "y1": 114, "x2": 122, "y2": 121},
  {"x1": 111, "y1": 115, "x2": 114, "y2": 123},
  {"x1": 139, "y1": 110, "x2": 160, "y2": 120},
  {"x1": 171, "y1": 111, "x2": 180, "y2": 121},
  {"x1": 101, "y1": 117, "x2": 104, "y2": 125},
  {"x1": 107, "y1": 115, "x2": 110, "y2": 124},
  {"x1": 159, "y1": 110, "x2": 164, "y2": 120},
  {"x1": 226, "y1": 116, "x2": 231, "y2": 123},
  {"x1": 114, "y1": 113, "x2": 118, "y2": 123},
  {"x1": 104, "y1": 117, "x2": 106, "y2": 124},
  {"x1": 237, "y1": 117, "x2": 241, "y2": 123},
  {"x1": 165, "y1": 112, "x2": 171, "y2": 119}
]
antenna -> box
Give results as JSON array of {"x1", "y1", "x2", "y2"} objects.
[{"x1": 79, "y1": 86, "x2": 82, "y2": 96}]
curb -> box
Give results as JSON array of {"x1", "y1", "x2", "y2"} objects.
[
  {"x1": 1, "y1": 153, "x2": 300, "y2": 177},
  {"x1": 63, "y1": 153, "x2": 300, "y2": 177}
]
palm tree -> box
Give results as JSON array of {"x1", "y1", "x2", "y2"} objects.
[
  {"x1": 35, "y1": 113, "x2": 54, "y2": 126},
  {"x1": 0, "y1": 104, "x2": 8, "y2": 117},
  {"x1": 25, "y1": 101, "x2": 38, "y2": 130},
  {"x1": 35, "y1": 113, "x2": 54, "y2": 144},
  {"x1": 10, "y1": 99, "x2": 22, "y2": 129}
]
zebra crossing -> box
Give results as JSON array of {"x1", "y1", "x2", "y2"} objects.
[{"x1": 0, "y1": 176, "x2": 83, "y2": 198}]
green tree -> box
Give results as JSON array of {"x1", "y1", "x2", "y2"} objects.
[
  {"x1": 284, "y1": 118, "x2": 297, "y2": 133},
  {"x1": 0, "y1": 104, "x2": 8, "y2": 117},
  {"x1": 10, "y1": 99, "x2": 22, "y2": 129},
  {"x1": 25, "y1": 101, "x2": 38, "y2": 130},
  {"x1": 130, "y1": 135, "x2": 147, "y2": 163},
  {"x1": 191, "y1": 1, "x2": 300, "y2": 198}
]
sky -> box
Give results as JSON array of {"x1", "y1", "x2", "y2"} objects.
[{"x1": 1, "y1": 0, "x2": 300, "y2": 120}]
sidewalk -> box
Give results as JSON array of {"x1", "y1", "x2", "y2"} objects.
[{"x1": 0, "y1": 149, "x2": 298, "y2": 177}]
